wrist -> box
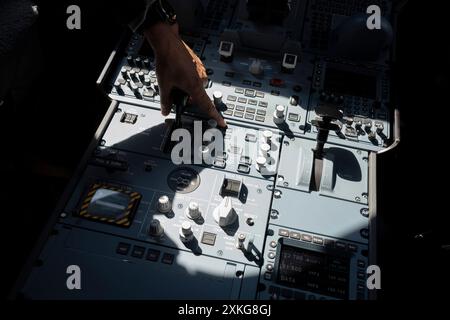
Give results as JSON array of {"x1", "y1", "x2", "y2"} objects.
[{"x1": 144, "y1": 22, "x2": 178, "y2": 53}]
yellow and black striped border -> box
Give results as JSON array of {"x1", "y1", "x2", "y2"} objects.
[{"x1": 78, "y1": 183, "x2": 141, "y2": 228}]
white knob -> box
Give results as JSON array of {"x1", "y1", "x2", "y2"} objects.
[
  {"x1": 179, "y1": 221, "x2": 194, "y2": 242},
  {"x1": 213, "y1": 91, "x2": 223, "y2": 105},
  {"x1": 255, "y1": 156, "x2": 267, "y2": 172},
  {"x1": 249, "y1": 59, "x2": 264, "y2": 75},
  {"x1": 157, "y1": 195, "x2": 172, "y2": 214},
  {"x1": 213, "y1": 197, "x2": 237, "y2": 227},
  {"x1": 273, "y1": 105, "x2": 285, "y2": 124},
  {"x1": 259, "y1": 143, "x2": 271, "y2": 157},
  {"x1": 236, "y1": 233, "x2": 246, "y2": 249},
  {"x1": 262, "y1": 130, "x2": 273, "y2": 144},
  {"x1": 185, "y1": 201, "x2": 201, "y2": 220}
]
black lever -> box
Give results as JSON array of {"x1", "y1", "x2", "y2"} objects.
[{"x1": 172, "y1": 87, "x2": 189, "y2": 129}]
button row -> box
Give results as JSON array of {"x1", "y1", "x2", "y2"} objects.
[
  {"x1": 116, "y1": 242, "x2": 174, "y2": 265},
  {"x1": 277, "y1": 229, "x2": 359, "y2": 252}
]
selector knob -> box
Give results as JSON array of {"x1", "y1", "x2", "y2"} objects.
[
  {"x1": 185, "y1": 201, "x2": 201, "y2": 220},
  {"x1": 157, "y1": 195, "x2": 172, "y2": 214},
  {"x1": 148, "y1": 219, "x2": 164, "y2": 237},
  {"x1": 249, "y1": 59, "x2": 264, "y2": 76},
  {"x1": 213, "y1": 197, "x2": 238, "y2": 227},
  {"x1": 213, "y1": 91, "x2": 223, "y2": 105},
  {"x1": 179, "y1": 221, "x2": 194, "y2": 242},
  {"x1": 255, "y1": 156, "x2": 267, "y2": 172},
  {"x1": 273, "y1": 105, "x2": 286, "y2": 124},
  {"x1": 262, "y1": 130, "x2": 273, "y2": 144},
  {"x1": 121, "y1": 67, "x2": 128, "y2": 79},
  {"x1": 259, "y1": 143, "x2": 271, "y2": 158}
]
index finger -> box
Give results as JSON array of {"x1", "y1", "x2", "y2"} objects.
[{"x1": 190, "y1": 85, "x2": 227, "y2": 128}]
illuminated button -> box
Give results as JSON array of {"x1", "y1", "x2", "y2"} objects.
[
  {"x1": 234, "y1": 111, "x2": 244, "y2": 118},
  {"x1": 256, "y1": 91, "x2": 265, "y2": 98},
  {"x1": 255, "y1": 116, "x2": 265, "y2": 122},
  {"x1": 245, "y1": 113, "x2": 255, "y2": 120},
  {"x1": 235, "y1": 88, "x2": 244, "y2": 94},
  {"x1": 246, "y1": 107, "x2": 256, "y2": 114},
  {"x1": 268, "y1": 252, "x2": 276, "y2": 259},
  {"x1": 289, "y1": 232, "x2": 301, "y2": 240},
  {"x1": 266, "y1": 264, "x2": 274, "y2": 271},
  {"x1": 278, "y1": 229, "x2": 289, "y2": 237},
  {"x1": 270, "y1": 78, "x2": 284, "y2": 87},
  {"x1": 161, "y1": 253, "x2": 175, "y2": 265},
  {"x1": 301, "y1": 234, "x2": 312, "y2": 242},
  {"x1": 116, "y1": 242, "x2": 130, "y2": 255},
  {"x1": 259, "y1": 101, "x2": 268, "y2": 108},
  {"x1": 227, "y1": 95, "x2": 237, "y2": 102},
  {"x1": 313, "y1": 237, "x2": 324, "y2": 245},
  {"x1": 236, "y1": 105, "x2": 245, "y2": 112},
  {"x1": 238, "y1": 97, "x2": 247, "y2": 104},
  {"x1": 146, "y1": 249, "x2": 161, "y2": 262},
  {"x1": 270, "y1": 241, "x2": 277, "y2": 248},
  {"x1": 131, "y1": 246, "x2": 145, "y2": 259},
  {"x1": 248, "y1": 99, "x2": 257, "y2": 106}
]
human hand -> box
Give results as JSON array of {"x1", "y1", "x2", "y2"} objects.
[{"x1": 144, "y1": 22, "x2": 226, "y2": 127}]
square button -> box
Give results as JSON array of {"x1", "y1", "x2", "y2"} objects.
[
  {"x1": 255, "y1": 116, "x2": 265, "y2": 122},
  {"x1": 235, "y1": 88, "x2": 244, "y2": 94},
  {"x1": 256, "y1": 91, "x2": 265, "y2": 98},
  {"x1": 226, "y1": 103, "x2": 235, "y2": 110},
  {"x1": 238, "y1": 97, "x2": 247, "y2": 104},
  {"x1": 246, "y1": 107, "x2": 256, "y2": 114},
  {"x1": 245, "y1": 113, "x2": 255, "y2": 120},
  {"x1": 301, "y1": 234, "x2": 312, "y2": 242},
  {"x1": 235, "y1": 105, "x2": 245, "y2": 112},
  {"x1": 289, "y1": 232, "x2": 301, "y2": 240},
  {"x1": 223, "y1": 110, "x2": 233, "y2": 116},
  {"x1": 116, "y1": 242, "x2": 131, "y2": 255},
  {"x1": 288, "y1": 113, "x2": 300, "y2": 122},
  {"x1": 146, "y1": 249, "x2": 160, "y2": 262},
  {"x1": 161, "y1": 253, "x2": 175, "y2": 265},
  {"x1": 248, "y1": 99, "x2": 257, "y2": 106},
  {"x1": 201, "y1": 232, "x2": 217, "y2": 246},
  {"x1": 278, "y1": 229, "x2": 289, "y2": 237},
  {"x1": 227, "y1": 95, "x2": 237, "y2": 102},
  {"x1": 245, "y1": 89, "x2": 256, "y2": 97},
  {"x1": 257, "y1": 109, "x2": 266, "y2": 116},
  {"x1": 237, "y1": 164, "x2": 250, "y2": 174},
  {"x1": 234, "y1": 111, "x2": 244, "y2": 118},
  {"x1": 131, "y1": 246, "x2": 146, "y2": 259},
  {"x1": 258, "y1": 101, "x2": 268, "y2": 108}
]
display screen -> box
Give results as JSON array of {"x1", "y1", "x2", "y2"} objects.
[
  {"x1": 324, "y1": 67, "x2": 377, "y2": 99},
  {"x1": 87, "y1": 188, "x2": 131, "y2": 220},
  {"x1": 277, "y1": 245, "x2": 350, "y2": 299}
]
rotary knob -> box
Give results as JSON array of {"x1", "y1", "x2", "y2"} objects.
[
  {"x1": 213, "y1": 197, "x2": 237, "y2": 227},
  {"x1": 259, "y1": 143, "x2": 271, "y2": 158},
  {"x1": 157, "y1": 195, "x2": 172, "y2": 214},
  {"x1": 255, "y1": 156, "x2": 267, "y2": 172},
  {"x1": 213, "y1": 91, "x2": 223, "y2": 105},
  {"x1": 262, "y1": 130, "x2": 273, "y2": 144},
  {"x1": 185, "y1": 201, "x2": 201, "y2": 220},
  {"x1": 273, "y1": 105, "x2": 286, "y2": 124},
  {"x1": 249, "y1": 59, "x2": 264, "y2": 76},
  {"x1": 179, "y1": 221, "x2": 194, "y2": 242},
  {"x1": 148, "y1": 219, "x2": 164, "y2": 237}
]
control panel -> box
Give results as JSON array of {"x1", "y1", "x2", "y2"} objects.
[{"x1": 15, "y1": 0, "x2": 397, "y2": 300}]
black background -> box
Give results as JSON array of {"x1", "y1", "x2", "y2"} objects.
[{"x1": 1, "y1": 0, "x2": 449, "y2": 305}]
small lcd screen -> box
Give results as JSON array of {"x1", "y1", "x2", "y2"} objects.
[
  {"x1": 277, "y1": 245, "x2": 350, "y2": 299},
  {"x1": 324, "y1": 67, "x2": 377, "y2": 99},
  {"x1": 87, "y1": 188, "x2": 131, "y2": 220}
]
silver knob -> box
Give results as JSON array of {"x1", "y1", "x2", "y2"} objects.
[
  {"x1": 157, "y1": 195, "x2": 172, "y2": 214},
  {"x1": 185, "y1": 201, "x2": 201, "y2": 220},
  {"x1": 179, "y1": 221, "x2": 194, "y2": 242}
]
